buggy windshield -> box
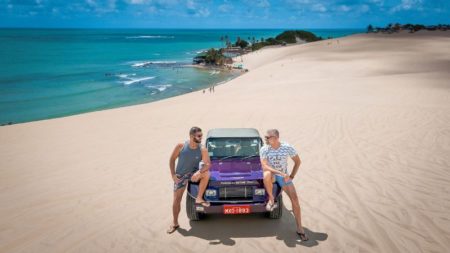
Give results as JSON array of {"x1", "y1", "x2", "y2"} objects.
[{"x1": 206, "y1": 138, "x2": 262, "y2": 159}]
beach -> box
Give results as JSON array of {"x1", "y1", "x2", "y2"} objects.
[{"x1": 1, "y1": 30, "x2": 449, "y2": 252}]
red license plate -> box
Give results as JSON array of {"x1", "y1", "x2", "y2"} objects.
[{"x1": 223, "y1": 205, "x2": 251, "y2": 214}]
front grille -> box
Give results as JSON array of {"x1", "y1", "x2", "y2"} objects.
[{"x1": 219, "y1": 186, "x2": 253, "y2": 200}]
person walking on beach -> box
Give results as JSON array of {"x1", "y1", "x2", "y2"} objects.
[
  {"x1": 167, "y1": 126, "x2": 211, "y2": 234},
  {"x1": 260, "y1": 129, "x2": 309, "y2": 241}
]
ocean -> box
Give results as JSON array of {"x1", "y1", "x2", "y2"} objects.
[{"x1": 0, "y1": 28, "x2": 363, "y2": 124}]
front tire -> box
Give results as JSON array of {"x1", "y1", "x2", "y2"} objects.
[
  {"x1": 268, "y1": 194, "x2": 283, "y2": 219},
  {"x1": 186, "y1": 193, "x2": 202, "y2": 221}
]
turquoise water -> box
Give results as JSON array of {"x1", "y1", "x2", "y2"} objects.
[{"x1": 0, "y1": 29, "x2": 363, "y2": 124}]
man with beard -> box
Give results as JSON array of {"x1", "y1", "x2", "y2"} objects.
[{"x1": 167, "y1": 127, "x2": 211, "y2": 234}]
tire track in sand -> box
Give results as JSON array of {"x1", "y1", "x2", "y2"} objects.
[{"x1": 327, "y1": 111, "x2": 401, "y2": 252}]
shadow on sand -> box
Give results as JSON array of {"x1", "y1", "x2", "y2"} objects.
[{"x1": 177, "y1": 205, "x2": 328, "y2": 247}]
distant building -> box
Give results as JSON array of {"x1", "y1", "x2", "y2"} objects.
[{"x1": 222, "y1": 47, "x2": 243, "y2": 57}]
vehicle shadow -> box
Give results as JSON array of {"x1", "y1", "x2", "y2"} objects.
[{"x1": 177, "y1": 205, "x2": 328, "y2": 247}]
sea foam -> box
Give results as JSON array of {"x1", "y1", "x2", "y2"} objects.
[
  {"x1": 131, "y1": 61, "x2": 177, "y2": 68},
  {"x1": 126, "y1": 35, "x2": 175, "y2": 39},
  {"x1": 118, "y1": 74, "x2": 155, "y2": 86},
  {"x1": 146, "y1": 84, "x2": 172, "y2": 93}
]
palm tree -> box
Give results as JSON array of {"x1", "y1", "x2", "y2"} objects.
[{"x1": 205, "y1": 48, "x2": 225, "y2": 66}]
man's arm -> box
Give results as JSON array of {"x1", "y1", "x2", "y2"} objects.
[
  {"x1": 199, "y1": 147, "x2": 211, "y2": 173},
  {"x1": 289, "y1": 154, "x2": 301, "y2": 179},
  {"x1": 169, "y1": 143, "x2": 183, "y2": 180}
]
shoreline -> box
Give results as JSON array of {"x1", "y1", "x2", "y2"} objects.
[
  {"x1": 2, "y1": 29, "x2": 448, "y2": 127},
  {"x1": 0, "y1": 64, "x2": 244, "y2": 127}
]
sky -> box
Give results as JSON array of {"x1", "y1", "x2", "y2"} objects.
[{"x1": 1, "y1": 0, "x2": 449, "y2": 28}]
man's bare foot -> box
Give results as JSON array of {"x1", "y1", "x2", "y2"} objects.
[
  {"x1": 296, "y1": 230, "x2": 309, "y2": 241},
  {"x1": 166, "y1": 224, "x2": 179, "y2": 234}
]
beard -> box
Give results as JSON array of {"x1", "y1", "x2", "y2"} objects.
[{"x1": 193, "y1": 138, "x2": 201, "y2": 144}]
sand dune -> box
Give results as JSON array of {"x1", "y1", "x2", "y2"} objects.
[{"x1": 1, "y1": 31, "x2": 450, "y2": 252}]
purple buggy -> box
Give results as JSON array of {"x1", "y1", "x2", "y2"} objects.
[{"x1": 186, "y1": 128, "x2": 283, "y2": 220}]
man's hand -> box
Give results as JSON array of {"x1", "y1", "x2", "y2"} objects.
[
  {"x1": 191, "y1": 171, "x2": 201, "y2": 182},
  {"x1": 172, "y1": 174, "x2": 181, "y2": 183},
  {"x1": 289, "y1": 154, "x2": 301, "y2": 180},
  {"x1": 169, "y1": 144, "x2": 183, "y2": 182},
  {"x1": 283, "y1": 173, "x2": 291, "y2": 183}
]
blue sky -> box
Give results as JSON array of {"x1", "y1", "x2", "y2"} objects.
[{"x1": 1, "y1": 0, "x2": 449, "y2": 28}]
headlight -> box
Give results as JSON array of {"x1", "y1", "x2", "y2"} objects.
[
  {"x1": 254, "y1": 189, "x2": 265, "y2": 196},
  {"x1": 205, "y1": 189, "x2": 217, "y2": 196}
]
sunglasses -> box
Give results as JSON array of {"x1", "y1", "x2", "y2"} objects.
[
  {"x1": 194, "y1": 134, "x2": 203, "y2": 138},
  {"x1": 264, "y1": 136, "x2": 275, "y2": 139}
]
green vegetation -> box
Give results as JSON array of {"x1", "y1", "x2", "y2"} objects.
[
  {"x1": 367, "y1": 23, "x2": 449, "y2": 33},
  {"x1": 193, "y1": 30, "x2": 325, "y2": 66},
  {"x1": 250, "y1": 30, "x2": 322, "y2": 51},
  {"x1": 275, "y1": 30, "x2": 322, "y2": 43},
  {"x1": 234, "y1": 37, "x2": 249, "y2": 49},
  {"x1": 193, "y1": 48, "x2": 229, "y2": 66},
  {"x1": 204, "y1": 48, "x2": 226, "y2": 65}
]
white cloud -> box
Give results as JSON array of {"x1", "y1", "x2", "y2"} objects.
[
  {"x1": 336, "y1": 3, "x2": 369, "y2": 15},
  {"x1": 338, "y1": 5, "x2": 351, "y2": 12},
  {"x1": 311, "y1": 3, "x2": 326, "y2": 12},
  {"x1": 83, "y1": 0, "x2": 118, "y2": 14},
  {"x1": 218, "y1": 3, "x2": 232, "y2": 13},
  {"x1": 185, "y1": 0, "x2": 210, "y2": 17},
  {"x1": 391, "y1": 0, "x2": 423, "y2": 12},
  {"x1": 129, "y1": 0, "x2": 146, "y2": 4},
  {"x1": 186, "y1": 0, "x2": 195, "y2": 9},
  {"x1": 147, "y1": 6, "x2": 157, "y2": 13},
  {"x1": 257, "y1": 0, "x2": 270, "y2": 8},
  {"x1": 287, "y1": 0, "x2": 310, "y2": 4},
  {"x1": 197, "y1": 7, "x2": 210, "y2": 17},
  {"x1": 358, "y1": 4, "x2": 370, "y2": 13},
  {"x1": 86, "y1": 0, "x2": 96, "y2": 7},
  {"x1": 370, "y1": 0, "x2": 384, "y2": 7}
]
